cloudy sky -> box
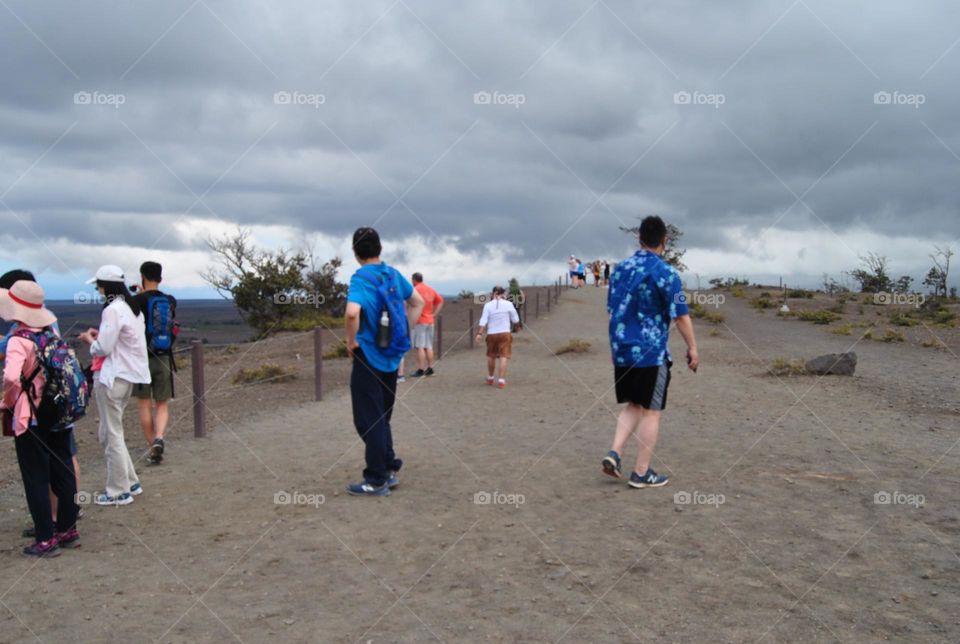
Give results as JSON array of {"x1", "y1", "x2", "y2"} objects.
[{"x1": 1, "y1": 0, "x2": 957, "y2": 298}]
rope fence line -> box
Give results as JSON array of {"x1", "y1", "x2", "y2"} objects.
[{"x1": 181, "y1": 276, "x2": 567, "y2": 436}]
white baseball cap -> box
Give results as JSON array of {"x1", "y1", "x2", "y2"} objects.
[{"x1": 86, "y1": 264, "x2": 126, "y2": 284}]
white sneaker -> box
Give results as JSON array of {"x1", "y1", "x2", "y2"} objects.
[{"x1": 95, "y1": 492, "x2": 134, "y2": 506}]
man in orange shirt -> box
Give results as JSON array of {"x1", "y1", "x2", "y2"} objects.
[{"x1": 410, "y1": 273, "x2": 444, "y2": 377}]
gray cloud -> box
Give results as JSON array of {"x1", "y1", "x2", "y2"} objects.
[{"x1": 0, "y1": 0, "x2": 958, "y2": 286}]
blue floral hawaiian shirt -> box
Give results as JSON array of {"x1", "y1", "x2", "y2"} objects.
[{"x1": 607, "y1": 249, "x2": 688, "y2": 368}]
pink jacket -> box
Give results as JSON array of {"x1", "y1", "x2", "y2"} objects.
[{"x1": 2, "y1": 326, "x2": 46, "y2": 437}]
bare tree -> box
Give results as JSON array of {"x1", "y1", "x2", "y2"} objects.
[{"x1": 923, "y1": 245, "x2": 953, "y2": 299}]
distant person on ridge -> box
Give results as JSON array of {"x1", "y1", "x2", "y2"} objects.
[
  {"x1": 602, "y1": 216, "x2": 698, "y2": 490},
  {"x1": 475, "y1": 286, "x2": 520, "y2": 389},
  {"x1": 568, "y1": 255, "x2": 580, "y2": 288},
  {"x1": 344, "y1": 227, "x2": 424, "y2": 497},
  {"x1": 132, "y1": 261, "x2": 178, "y2": 465},
  {"x1": 409, "y1": 272, "x2": 443, "y2": 378},
  {"x1": 603, "y1": 260, "x2": 611, "y2": 288}
]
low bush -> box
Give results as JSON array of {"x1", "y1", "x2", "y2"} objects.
[
  {"x1": 796, "y1": 310, "x2": 841, "y2": 324},
  {"x1": 556, "y1": 339, "x2": 591, "y2": 355},
  {"x1": 232, "y1": 363, "x2": 296, "y2": 385}
]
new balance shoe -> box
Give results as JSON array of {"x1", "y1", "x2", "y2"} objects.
[
  {"x1": 425, "y1": 367, "x2": 435, "y2": 377},
  {"x1": 628, "y1": 468, "x2": 669, "y2": 489},
  {"x1": 150, "y1": 439, "x2": 164, "y2": 463},
  {"x1": 397, "y1": 375, "x2": 406, "y2": 383},
  {"x1": 387, "y1": 471, "x2": 400, "y2": 489},
  {"x1": 129, "y1": 482, "x2": 143, "y2": 496},
  {"x1": 346, "y1": 481, "x2": 390, "y2": 497},
  {"x1": 601, "y1": 450, "x2": 622, "y2": 479},
  {"x1": 497, "y1": 379, "x2": 507, "y2": 389},
  {"x1": 410, "y1": 369, "x2": 426, "y2": 378},
  {"x1": 23, "y1": 539, "x2": 61, "y2": 558},
  {"x1": 95, "y1": 492, "x2": 134, "y2": 506},
  {"x1": 486, "y1": 376, "x2": 495, "y2": 386}
]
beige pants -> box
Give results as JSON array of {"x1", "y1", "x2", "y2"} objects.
[{"x1": 96, "y1": 379, "x2": 140, "y2": 498}]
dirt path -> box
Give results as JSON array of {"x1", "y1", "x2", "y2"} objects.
[{"x1": 1, "y1": 286, "x2": 958, "y2": 643}]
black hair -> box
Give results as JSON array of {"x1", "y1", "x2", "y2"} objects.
[
  {"x1": 0, "y1": 269, "x2": 36, "y2": 289},
  {"x1": 492, "y1": 285, "x2": 506, "y2": 295},
  {"x1": 412, "y1": 272, "x2": 423, "y2": 283},
  {"x1": 140, "y1": 261, "x2": 163, "y2": 283},
  {"x1": 352, "y1": 227, "x2": 382, "y2": 260},
  {"x1": 639, "y1": 215, "x2": 667, "y2": 248},
  {"x1": 97, "y1": 280, "x2": 141, "y2": 317}
]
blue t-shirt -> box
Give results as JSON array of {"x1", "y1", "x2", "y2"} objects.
[
  {"x1": 347, "y1": 263, "x2": 413, "y2": 373},
  {"x1": 607, "y1": 249, "x2": 688, "y2": 368}
]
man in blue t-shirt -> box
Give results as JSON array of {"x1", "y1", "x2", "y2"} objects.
[
  {"x1": 344, "y1": 227, "x2": 424, "y2": 497},
  {"x1": 601, "y1": 216, "x2": 699, "y2": 490}
]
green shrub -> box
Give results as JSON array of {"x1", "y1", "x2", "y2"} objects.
[
  {"x1": 751, "y1": 297, "x2": 777, "y2": 310},
  {"x1": 232, "y1": 363, "x2": 296, "y2": 385},
  {"x1": 322, "y1": 343, "x2": 349, "y2": 359},
  {"x1": 888, "y1": 312, "x2": 917, "y2": 327},
  {"x1": 796, "y1": 310, "x2": 841, "y2": 324},
  {"x1": 556, "y1": 339, "x2": 591, "y2": 355},
  {"x1": 787, "y1": 289, "x2": 814, "y2": 299},
  {"x1": 876, "y1": 329, "x2": 905, "y2": 343},
  {"x1": 769, "y1": 358, "x2": 807, "y2": 376},
  {"x1": 831, "y1": 324, "x2": 853, "y2": 336}
]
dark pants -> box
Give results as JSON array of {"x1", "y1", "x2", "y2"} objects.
[
  {"x1": 14, "y1": 425, "x2": 78, "y2": 542},
  {"x1": 351, "y1": 349, "x2": 402, "y2": 486}
]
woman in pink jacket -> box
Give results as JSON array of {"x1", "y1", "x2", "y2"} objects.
[{"x1": 1, "y1": 281, "x2": 79, "y2": 558}]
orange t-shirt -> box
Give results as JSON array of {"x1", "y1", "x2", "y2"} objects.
[{"x1": 415, "y1": 283, "x2": 444, "y2": 325}]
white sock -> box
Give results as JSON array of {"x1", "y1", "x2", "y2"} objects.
[{"x1": 498, "y1": 378, "x2": 506, "y2": 384}]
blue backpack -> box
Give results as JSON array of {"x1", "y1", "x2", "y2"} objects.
[
  {"x1": 356, "y1": 269, "x2": 411, "y2": 358},
  {"x1": 145, "y1": 294, "x2": 177, "y2": 354},
  {"x1": 14, "y1": 329, "x2": 89, "y2": 431}
]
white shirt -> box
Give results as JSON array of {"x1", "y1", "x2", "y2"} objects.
[
  {"x1": 479, "y1": 298, "x2": 520, "y2": 335},
  {"x1": 90, "y1": 299, "x2": 151, "y2": 388}
]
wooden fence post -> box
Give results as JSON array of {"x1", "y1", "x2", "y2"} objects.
[
  {"x1": 546, "y1": 287, "x2": 551, "y2": 313},
  {"x1": 469, "y1": 308, "x2": 475, "y2": 349},
  {"x1": 314, "y1": 327, "x2": 323, "y2": 402},
  {"x1": 191, "y1": 340, "x2": 206, "y2": 438},
  {"x1": 535, "y1": 291, "x2": 540, "y2": 319},
  {"x1": 436, "y1": 315, "x2": 443, "y2": 358}
]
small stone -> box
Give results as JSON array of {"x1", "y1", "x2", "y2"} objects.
[
  {"x1": 284, "y1": 618, "x2": 295, "y2": 626},
  {"x1": 931, "y1": 591, "x2": 939, "y2": 596}
]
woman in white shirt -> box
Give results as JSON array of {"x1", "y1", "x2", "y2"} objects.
[
  {"x1": 475, "y1": 286, "x2": 520, "y2": 389},
  {"x1": 79, "y1": 265, "x2": 151, "y2": 506}
]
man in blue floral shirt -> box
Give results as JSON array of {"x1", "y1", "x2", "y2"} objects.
[{"x1": 602, "y1": 216, "x2": 699, "y2": 490}]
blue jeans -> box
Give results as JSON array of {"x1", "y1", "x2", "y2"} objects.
[{"x1": 351, "y1": 349, "x2": 402, "y2": 486}]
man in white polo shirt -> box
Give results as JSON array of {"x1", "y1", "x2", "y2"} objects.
[{"x1": 474, "y1": 286, "x2": 520, "y2": 389}]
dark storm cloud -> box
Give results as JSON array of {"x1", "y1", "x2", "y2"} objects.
[{"x1": 0, "y1": 0, "x2": 958, "y2": 273}]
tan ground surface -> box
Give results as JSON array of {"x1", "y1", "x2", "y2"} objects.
[{"x1": 1, "y1": 285, "x2": 958, "y2": 643}]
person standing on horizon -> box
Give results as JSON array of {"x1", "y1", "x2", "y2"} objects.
[
  {"x1": 409, "y1": 272, "x2": 443, "y2": 378},
  {"x1": 568, "y1": 255, "x2": 580, "y2": 288},
  {"x1": 475, "y1": 286, "x2": 520, "y2": 389},
  {"x1": 344, "y1": 227, "x2": 424, "y2": 497},
  {"x1": 132, "y1": 261, "x2": 178, "y2": 465},
  {"x1": 602, "y1": 216, "x2": 699, "y2": 490}
]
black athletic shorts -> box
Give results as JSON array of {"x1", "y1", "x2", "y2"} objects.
[{"x1": 614, "y1": 360, "x2": 672, "y2": 410}]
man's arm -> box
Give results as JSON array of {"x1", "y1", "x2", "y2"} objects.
[
  {"x1": 674, "y1": 314, "x2": 699, "y2": 371},
  {"x1": 433, "y1": 290, "x2": 444, "y2": 317},
  {"x1": 345, "y1": 302, "x2": 361, "y2": 357},
  {"x1": 406, "y1": 290, "x2": 425, "y2": 331}
]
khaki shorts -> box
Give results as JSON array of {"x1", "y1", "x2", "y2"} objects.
[
  {"x1": 134, "y1": 353, "x2": 175, "y2": 401},
  {"x1": 412, "y1": 323, "x2": 434, "y2": 349},
  {"x1": 486, "y1": 332, "x2": 513, "y2": 359}
]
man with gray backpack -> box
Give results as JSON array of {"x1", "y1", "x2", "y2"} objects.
[
  {"x1": 344, "y1": 227, "x2": 424, "y2": 497},
  {"x1": 132, "y1": 261, "x2": 178, "y2": 465}
]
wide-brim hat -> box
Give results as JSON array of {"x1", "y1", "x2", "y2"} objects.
[{"x1": 0, "y1": 280, "x2": 57, "y2": 328}]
